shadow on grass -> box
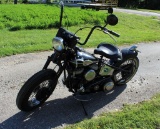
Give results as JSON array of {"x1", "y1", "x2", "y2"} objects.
[{"x1": 1, "y1": 85, "x2": 126, "y2": 129}]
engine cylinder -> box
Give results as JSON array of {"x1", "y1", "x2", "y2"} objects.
[
  {"x1": 84, "y1": 70, "x2": 96, "y2": 81},
  {"x1": 99, "y1": 64, "x2": 114, "y2": 76}
]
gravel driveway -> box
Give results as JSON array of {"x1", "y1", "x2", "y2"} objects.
[
  {"x1": 114, "y1": 8, "x2": 160, "y2": 18},
  {"x1": 0, "y1": 42, "x2": 160, "y2": 129}
]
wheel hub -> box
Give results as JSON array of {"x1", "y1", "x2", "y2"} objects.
[{"x1": 36, "y1": 87, "x2": 50, "y2": 101}]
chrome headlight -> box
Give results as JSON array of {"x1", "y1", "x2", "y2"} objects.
[{"x1": 52, "y1": 37, "x2": 64, "y2": 51}]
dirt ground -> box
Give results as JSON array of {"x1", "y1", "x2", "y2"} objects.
[{"x1": 0, "y1": 42, "x2": 160, "y2": 129}]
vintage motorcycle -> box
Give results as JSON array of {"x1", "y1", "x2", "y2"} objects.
[{"x1": 16, "y1": 2, "x2": 139, "y2": 112}]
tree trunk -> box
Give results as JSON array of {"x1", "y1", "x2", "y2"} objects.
[{"x1": 14, "y1": 0, "x2": 17, "y2": 4}]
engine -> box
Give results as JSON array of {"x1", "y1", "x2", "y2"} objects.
[
  {"x1": 70, "y1": 54, "x2": 99, "y2": 82},
  {"x1": 71, "y1": 60, "x2": 114, "y2": 80},
  {"x1": 68, "y1": 50, "x2": 115, "y2": 92}
]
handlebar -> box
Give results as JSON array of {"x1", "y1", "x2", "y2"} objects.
[
  {"x1": 78, "y1": 26, "x2": 103, "y2": 45},
  {"x1": 77, "y1": 25, "x2": 120, "y2": 45},
  {"x1": 107, "y1": 30, "x2": 120, "y2": 37},
  {"x1": 58, "y1": 1, "x2": 119, "y2": 45}
]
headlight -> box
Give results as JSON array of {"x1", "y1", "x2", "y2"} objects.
[{"x1": 52, "y1": 37, "x2": 64, "y2": 51}]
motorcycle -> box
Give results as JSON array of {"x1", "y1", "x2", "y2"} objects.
[{"x1": 16, "y1": 2, "x2": 139, "y2": 112}]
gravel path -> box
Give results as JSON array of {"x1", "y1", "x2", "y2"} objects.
[
  {"x1": 0, "y1": 42, "x2": 160, "y2": 129},
  {"x1": 114, "y1": 8, "x2": 160, "y2": 18}
]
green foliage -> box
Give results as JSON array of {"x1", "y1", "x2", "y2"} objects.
[
  {"x1": 0, "y1": 0, "x2": 13, "y2": 4},
  {"x1": 0, "y1": 4, "x2": 106, "y2": 31},
  {"x1": 118, "y1": 0, "x2": 139, "y2": 8},
  {"x1": 118, "y1": 0, "x2": 160, "y2": 9},
  {"x1": 65, "y1": 94, "x2": 160, "y2": 129},
  {"x1": 0, "y1": 5, "x2": 160, "y2": 57},
  {"x1": 145, "y1": 0, "x2": 160, "y2": 10}
]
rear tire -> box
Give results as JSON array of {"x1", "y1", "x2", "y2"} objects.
[
  {"x1": 113, "y1": 57, "x2": 139, "y2": 85},
  {"x1": 16, "y1": 69, "x2": 58, "y2": 112}
]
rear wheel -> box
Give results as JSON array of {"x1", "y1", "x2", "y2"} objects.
[
  {"x1": 113, "y1": 57, "x2": 139, "y2": 85},
  {"x1": 16, "y1": 69, "x2": 58, "y2": 112}
]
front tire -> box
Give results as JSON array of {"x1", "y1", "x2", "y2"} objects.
[
  {"x1": 16, "y1": 69, "x2": 58, "y2": 112},
  {"x1": 113, "y1": 57, "x2": 139, "y2": 85}
]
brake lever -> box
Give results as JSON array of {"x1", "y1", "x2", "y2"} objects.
[{"x1": 103, "y1": 30, "x2": 117, "y2": 42}]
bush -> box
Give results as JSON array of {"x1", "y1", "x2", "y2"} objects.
[
  {"x1": 118, "y1": 0, "x2": 160, "y2": 9},
  {"x1": 118, "y1": 0, "x2": 139, "y2": 8},
  {"x1": 145, "y1": 0, "x2": 160, "y2": 9}
]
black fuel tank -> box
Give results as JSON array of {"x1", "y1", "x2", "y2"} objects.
[
  {"x1": 77, "y1": 51, "x2": 97, "y2": 61},
  {"x1": 69, "y1": 51, "x2": 98, "y2": 68}
]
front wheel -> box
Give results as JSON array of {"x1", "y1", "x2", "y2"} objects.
[
  {"x1": 113, "y1": 57, "x2": 139, "y2": 85},
  {"x1": 16, "y1": 69, "x2": 58, "y2": 112}
]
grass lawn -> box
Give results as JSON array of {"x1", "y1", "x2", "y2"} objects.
[
  {"x1": 1, "y1": 13, "x2": 160, "y2": 57},
  {"x1": 0, "y1": 5, "x2": 160, "y2": 57},
  {"x1": 65, "y1": 94, "x2": 160, "y2": 129}
]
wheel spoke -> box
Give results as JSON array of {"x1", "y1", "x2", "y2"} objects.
[
  {"x1": 28, "y1": 80, "x2": 53, "y2": 107},
  {"x1": 114, "y1": 58, "x2": 139, "y2": 85}
]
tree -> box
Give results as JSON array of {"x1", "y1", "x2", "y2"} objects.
[
  {"x1": 14, "y1": 0, "x2": 17, "y2": 4},
  {"x1": 118, "y1": 0, "x2": 160, "y2": 9},
  {"x1": 147, "y1": 0, "x2": 160, "y2": 9},
  {"x1": 118, "y1": 0, "x2": 139, "y2": 8}
]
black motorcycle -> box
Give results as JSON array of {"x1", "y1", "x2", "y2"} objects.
[{"x1": 16, "y1": 2, "x2": 139, "y2": 112}]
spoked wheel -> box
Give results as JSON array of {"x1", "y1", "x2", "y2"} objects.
[
  {"x1": 113, "y1": 57, "x2": 139, "y2": 85},
  {"x1": 16, "y1": 69, "x2": 58, "y2": 112},
  {"x1": 28, "y1": 80, "x2": 53, "y2": 107}
]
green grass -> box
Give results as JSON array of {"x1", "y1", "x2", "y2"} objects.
[
  {"x1": 65, "y1": 94, "x2": 160, "y2": 129},
  {"x1": 0, "y1": 5, "x2": 160, "y2": 57},
  {"x1": 0, "y1": 29, "x2": 55, "y2": 56},
  {"x1": 0, "y1": 4, "x2": 106, "y2": 30}
]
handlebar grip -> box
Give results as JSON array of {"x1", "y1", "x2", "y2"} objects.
[{"x1": 108, "y1": 30, "x2": 120, "y2": 37}]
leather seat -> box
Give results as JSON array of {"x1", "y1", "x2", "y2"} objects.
[{"x1": 94, "y1": 43, "x2": 122, "y2": 61}]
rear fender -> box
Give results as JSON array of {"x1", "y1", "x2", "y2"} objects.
[
  {"x1": 121, "y1": 45, "x2": 139, "y2": 60},
  {"x1": 114, "y1": 45, "x2": 139, "y2": 67}
]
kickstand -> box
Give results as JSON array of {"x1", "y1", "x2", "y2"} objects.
[{"x1": 80, "y1": 101, "x2": 88, "y2": 116}]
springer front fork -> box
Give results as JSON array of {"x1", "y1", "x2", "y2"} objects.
[
  {"x1": 43, "y1": 56, "x2": 52, "y2": 70},
  {"x1": 43, "y1": 52, "x2": 59, "y2": 70},
  {"x1": 42, "y1": 53, "x2": 63, "y2": 78}
]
